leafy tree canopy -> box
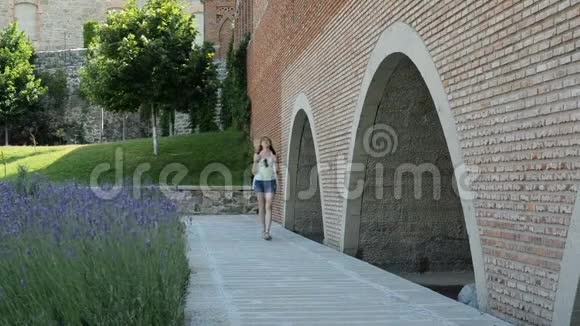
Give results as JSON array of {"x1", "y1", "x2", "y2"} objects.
[
  {"x1": 0, "y1": 23, "x2": 46, "y2": 145},
  {"x1": 81, "y1": 0, "x2": 201, "y2": 112},
  {"x1": 81, "y1": 0, "x2": 219, "y2": 154}
]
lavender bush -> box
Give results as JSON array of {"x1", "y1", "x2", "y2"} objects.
[{"x1": 0, "y1": 174, "x2": 189, "y2": 325}]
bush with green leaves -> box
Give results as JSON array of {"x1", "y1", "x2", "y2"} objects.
[
  {"x1": 185, "y1": 42, "x2": 220, "y2": 133},
  {"x1": 0, "y1": 23, "x2": 47, "y2": 146},
  {"x1": 8, "y1": 69, "x2": 82, "y2": 146},
  {"x1": 40, "y1": 69, "x2": 68, "y2": 111},
  {"x1": 83, "y1": 20, "x2": 99, "y2": 48}
]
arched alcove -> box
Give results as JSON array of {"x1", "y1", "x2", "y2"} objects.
[
  {"x1": 218, "y1": 18, "x2": 233, "y2": 59},
  {"x1": 355, "y1": 54, "x2": 473, "y2": 297},
  {"x1": 14, "y1": 1, "x2": 38, "y2": 41},
  {"x1": 341, "y1": 22, "x2": 488, "y2": 310},
  {"x1": 284, "y1": 94, "x2": 325, "y2": 244}
]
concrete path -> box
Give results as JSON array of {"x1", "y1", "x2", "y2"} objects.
[{"x1": 185, "y1": 215, "x2": 510, "y2": 326}]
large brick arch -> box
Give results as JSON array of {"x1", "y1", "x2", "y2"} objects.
[
  {"x1": 283, "y1": 94, "x2": 327, "y2": 243},
  {"x1": 553, "y1": 190, "x2": 580, "y2": 326},
  {"x1": 340, "y1": 22, "x2": 488, "y2": 312}
]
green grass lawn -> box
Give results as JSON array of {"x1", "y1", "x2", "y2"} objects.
[{"x1": 0, "y1": 130, "x2": 253, "y2": 186}]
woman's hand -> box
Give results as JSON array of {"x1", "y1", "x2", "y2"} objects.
[
  {"x1": 252, "y1": 153, "x2": 259, "y2": 175},
  {"x1": 259, "y1": 151, "x2": 272, "y2": 161}
]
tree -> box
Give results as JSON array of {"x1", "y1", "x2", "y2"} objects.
[
  {"x1": 178, "y1": 41, "x2": 219, "y2": 132},
  {"x1": 81, "y1": 0, "x2": 214, "y2": 155},
  {"x1": 83, "y1": 20, "x2": 99, "y2": 48},
  {"x1": 0, "y1": 23, "x2": 46, "y2": 146}
]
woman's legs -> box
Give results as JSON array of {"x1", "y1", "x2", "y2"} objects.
[
  {"x1": 264, "y1": 192, "x2": 274, "y2": 235},
  {"x1": 257, "y1": 192, "x2": 266, "y2": 233}
]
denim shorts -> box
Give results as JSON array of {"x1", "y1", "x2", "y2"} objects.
[{"x1": 253, "y1": 179, "x2": 277, "y2": 193}]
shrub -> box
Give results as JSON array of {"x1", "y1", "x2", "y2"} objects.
[
  {"x1": 0, "y1": 23, "x2": 46, "y2": 146},
  {"x1": 9, "y1": 69, "x2": 73, "y2": 145},
  {"x1": 40, "y1": 69, "x2": 68, "y2": 111},
  {"x1": 83, "y1": 21, "x2": 99, "y2": 48},
  {"x1": 13, "y1": 165, "x2": 43, "y2": 196},
  {"x1": 221, "y1": 34, "x2": 251, "y2": 133}
]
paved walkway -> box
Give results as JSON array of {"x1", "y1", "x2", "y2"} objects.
[{"x1": 185, "y1": 215, "x2": 510, "y2": 326}]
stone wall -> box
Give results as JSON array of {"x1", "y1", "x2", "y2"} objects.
[
  {"x1": 165, "y1": 187, "x2": 258, "y2": 215},
  {"x1": 174, "y1": 112, "x2": 192, "y2": 135},
  {"x1": 33, "y1": 47, "x2": 220, "y2": 142},
  {"x1": 34, "y1": 49, "x2": 149, "y2": 144},
  {"x1": 358, "y1": 57, "x2": 472, "y2": 274},
  {"x1": 0, "y1": 1, "x2": 11, "y2": 29}
]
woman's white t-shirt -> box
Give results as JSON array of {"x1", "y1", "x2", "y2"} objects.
[{"x1": 254, "y1": 154, "x2": 276, "y2": 181}]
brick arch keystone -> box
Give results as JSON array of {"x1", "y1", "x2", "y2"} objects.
[{"x1": 340, "y1": 21, "x2": 488, "y2": 312}]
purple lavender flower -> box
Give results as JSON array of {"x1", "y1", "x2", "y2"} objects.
[{"x1": 0, "y1": 179, "x2": 180, "y2": 281}]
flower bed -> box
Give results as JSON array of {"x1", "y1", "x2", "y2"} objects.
[{"x1": 0, "y1": 176, "x2": 189, "y2": 325}]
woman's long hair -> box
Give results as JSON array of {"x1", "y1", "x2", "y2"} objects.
[{"x1": 256, "y1": 136, "x2": 277, "y2": 155}]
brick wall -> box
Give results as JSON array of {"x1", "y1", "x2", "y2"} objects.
[
  {"x1": 233, "y1": 0, "x2": 253, "y2": 48},
  {"x1": 251, "y1": 0, "x2": 268, "y2": 32},
  {"x1": 245, "y1": 0, "x2": 580, "y2": 325},
  {"x1": 34, "y1": 49, "x2": 149, "y2": 144},
  {"x1": 248, "y1": 1, "x2": 348, "y2": 230}
]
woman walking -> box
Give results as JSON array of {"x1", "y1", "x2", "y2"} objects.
[{"x1": 252, "y1": 136, "x2": 278, "y2": 241}]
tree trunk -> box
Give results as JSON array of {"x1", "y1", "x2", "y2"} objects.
[
  {"x1": 4, "y1": 123, "x2": 8, "y2": 146},
  {"x1": 122, "y1": 115, "x2": 127, "y2": 141},
  {"x1": 169, "y1": 110, "x2": 174, "y2": 137},
  {"x1": 151, "y1": 105, "x2": 159, "y2": 156},
  {"x1": 100, "y1": 107, "x2": 104, "y2": 143}
]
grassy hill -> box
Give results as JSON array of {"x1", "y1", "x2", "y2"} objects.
[{"x1": 0, "y1": 130, "x2": 253, "y2": 186}]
